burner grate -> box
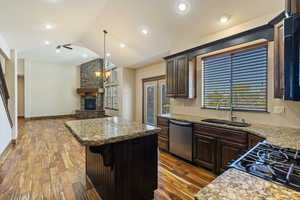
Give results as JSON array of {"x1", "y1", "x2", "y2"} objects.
[{"x1": 231, "y1": 142, "x2": 300, "y2": 192}]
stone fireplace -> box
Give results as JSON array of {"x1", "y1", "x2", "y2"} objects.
[{"x1": 75, "y1": 59, "x2": 105, "y2": 119}]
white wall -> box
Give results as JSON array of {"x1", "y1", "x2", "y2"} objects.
[
  {"x1": 5, "y1": 50, "x2": 18, "y2": 139},
  {"x1": 18, "y1": 77, "x2": 24, "y2": 117},
  {"x1": 24, "y1": 60, "x2": 80, "y2": 118},
  {"x1": 0, "y1": 34, "x2": 10, "y2": 59},
  {"x1": 0, "y1": 96, "x2": 12, "y2": 154},
  {"x1": 18, "y1": 59, "x2": 25, "y2": 76}
]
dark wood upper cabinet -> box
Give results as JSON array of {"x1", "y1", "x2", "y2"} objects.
[
  {"x1": 274, "y1": 21, "x2": 285, "y2": 99},
  {"x1": 165, "y1": 55, "x2": 195, "y2": 98},
  {"x1": 166, "y1": 59, "x2": 177, "y2": 97},
  {"x1": 175, "y1": 56, "x2": 189, "y2": 97},
  {"x1": 274, "y1": 16, "x2": 300, "y2": 101}
]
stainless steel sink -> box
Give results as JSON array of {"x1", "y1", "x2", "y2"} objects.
[{"x1": 201, "y1": 119, "x2": 250, "y2": 127}]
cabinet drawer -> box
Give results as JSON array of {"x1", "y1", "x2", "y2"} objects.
[
  {"x1": 158, "y1": 126, "x2": 169, "y2": 139},
  {"x1": 194, "y1": 124, "x2": 247, "y2": 144},
  {"x1": 157, "y1": 117, "x2": 169, "y2": 126},
  {"x1": 158, "y1": 136, "x2": 169, "y2": 151}
]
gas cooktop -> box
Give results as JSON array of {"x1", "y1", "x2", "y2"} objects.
[{"x1": 231, "y1": 142, "x2": 300, "y2": 192}]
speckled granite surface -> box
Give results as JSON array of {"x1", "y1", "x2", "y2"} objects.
[
  {"x1": 158, "y1": 114, "x2": 300, "y2": 199},
  {"x1": 159, "y1": 114, "x2": 300, "y2": 149},
  {"x1": 195, "y1": 168, "x2": 300, "y2": 200},
  {"x1": 65, "y1": 117, "x2": 160, "y2": 146}
]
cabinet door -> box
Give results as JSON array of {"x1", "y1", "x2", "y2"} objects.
[
  {"x1": 193, "y1": 133, "x2": 217, "y2": 172},
  {"x1": 166, "y1": 59, "x2": 177, "y2": 97},
  {"x1": 176, "y1": 56, "x2": 189, "y2": 97},
  {"x1": 274, "y1": 21, "x2": 285, "y2": 98},
  {"x1": 217, "y1": 140, "x2": 247, "y2": 174},
  {"x1": 248, "y1": 134, "x2": 265, "y2": 149}
]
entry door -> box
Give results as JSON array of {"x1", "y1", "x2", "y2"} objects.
[
  {"x1": 143, "y1": 79, "x2": 170, "y2": 125},
  {"x1": 144, "y1": 81, "x2": 158, "y2": 125}
]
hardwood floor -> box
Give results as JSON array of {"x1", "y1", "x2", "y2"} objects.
[{"x1": 0, "y1": 118, "x2": 216, "y2": 200}]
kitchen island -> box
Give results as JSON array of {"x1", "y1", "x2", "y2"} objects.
[{"x1": 65, "y1": 117, "x2": 161, "y2": 200}]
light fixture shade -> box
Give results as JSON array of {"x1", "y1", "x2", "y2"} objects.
[
  {"x1": 95, "y1": 71, "x2": 101, "y2": 77},
  {"x1": 104, "y1": 71, "x2": 112, "y2": 80}
]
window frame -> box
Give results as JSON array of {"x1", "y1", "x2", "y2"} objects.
[{"x1": 201, "y1": 42, "x2": 268, "y2": 112}]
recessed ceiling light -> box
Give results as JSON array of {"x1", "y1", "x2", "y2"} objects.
[
  {"x1": 220, "y1": 15, "x2": 230, "y2": 24},
  {"x1": 120, "y1": 43, "x2": 126, "y2": 48},
  {"x1": 82, "y1": 54, "x2": 88, "y2": 58},
  {"x1": 44, "y1": 40, "x2": 51, "y2": 45},
  {"x1": 175, "y1": 0, "x2": 191, "y2": 15},
  {"x1": 44, "y1": 24, "x2": 54, "y2": 30},
  {"x1": 141, "y1": 29, "x2": 149, "y2": 35},
  {"x1": 178, "y1": 3, "x2": 187, "y2": 11},
  {"x1": 56, "y1": 49, "x2": 61, "y2": 53},
  {"x1": 106, "y1": 53, "x2": 111, "y2": 57}
]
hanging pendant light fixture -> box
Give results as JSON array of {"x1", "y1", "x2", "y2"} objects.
[{"x1": 95, "y1": 30, "x2": 111, "y2": 81}]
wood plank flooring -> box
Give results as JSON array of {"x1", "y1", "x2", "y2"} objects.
[{"x1": 0, "y1": 118, "x2": 216, "y2": 200}]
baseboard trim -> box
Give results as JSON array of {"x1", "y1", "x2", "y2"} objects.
[{"x1": 25, "y1": 114, "x2": 76, "y2": 121}]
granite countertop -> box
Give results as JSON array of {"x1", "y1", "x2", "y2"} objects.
[
  {"x1": 157, "y1": 114, "x2": 300, "y2": 199},
  {"x1": 159, "y1": 113, "x2": 300, "y2": 149},
  {"x1": 195, "y1": 168, "x2": 300, "y2": 200},
  {"x1": 65, "y1": 117, "x2": 160, "y2": 146}
]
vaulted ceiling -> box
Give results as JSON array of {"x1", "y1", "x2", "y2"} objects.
[{"x1": 0, "y1": 0, "x2": 284, "y2": 67}]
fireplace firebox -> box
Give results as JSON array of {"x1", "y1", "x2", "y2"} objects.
[{"x1": 85, "y1": 98, "x2": 96, "y2": 110}]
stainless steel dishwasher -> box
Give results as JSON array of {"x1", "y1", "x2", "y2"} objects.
[{"x1": 169, "y1": 120, "x2": 193, "y2": 161}]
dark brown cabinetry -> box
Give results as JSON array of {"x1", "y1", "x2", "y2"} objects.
[
  {"x1": 193, "y1": 124, "x2": 248, "y2": 174},
  {"x1": 193, "y1": 133, "x2": 217, "y2": 171},
  {"x1": 274, "y1": 21, "x2": 285, "y2": 99},
  {"x1": 157, "y1": 116, "x2": 266, "y2": 175},
  {"x1": 157, "y1": 116, "x2": 169, "y2": 151},
  {"x1": 217, "y1": 139, "x2": 247, "y2": 173},
  {"x1": 248, "y1": 133, "x2": 265, "y2": 149},
  {"x1": 166, "y1": 59, "x2": 177, "y2": 96},
  {"x1": 165, "y1": 55, "x2": 195, "y2": 98}
]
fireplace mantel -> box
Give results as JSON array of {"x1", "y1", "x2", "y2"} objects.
[{"x1": 77, "y1": 88, "x2": 104, "y2": 97}]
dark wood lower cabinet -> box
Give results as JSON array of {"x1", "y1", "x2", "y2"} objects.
[
  {"x1": 157, "y1": 116, "x2": 169, "y2": 151},
  {"x1": 86, "y1": 135, "x2": 158, "y2": 200},
  {"x1": 217, "y1": 139, "x2": 248, "y2": 174},
  {"x1": 193, "y1": 133, "x2": 217, "y2": 172},
  {"x1": 248, "y1": 133, "x2": 265, "y2": 149},
  {"x1": 157, "y1": 117, "x2": 266, "y2": 175}
]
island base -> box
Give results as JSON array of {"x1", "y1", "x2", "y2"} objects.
[{"x1": 86, "y1": 134, "x2": 158, "y2": 200}]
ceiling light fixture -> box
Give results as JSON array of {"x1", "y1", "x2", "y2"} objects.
[
  {"x1": 44, "y1": 40, "x2": 51, "y2": 45},
  {"x1": 56, "y1": 48, "x2": 61, "y2": 53},
  {"x1": 44, "y1": 24, "x2": 54, "y2": 30},
  {"x1": 220, "y1": 15, "x2": 230, "y2": 24},
  {"x1": 175, "y1": 0, "x2": 191, "y2": 15},
  {"x1": 141, "y1": 29, "x2": 149, "y2": 35},
  {"x1": 178, "y1": 3, "x2": 187, "y2": 11},
  {"x1": 120, "y1": 43, "x2": 126, "y2": 48}
]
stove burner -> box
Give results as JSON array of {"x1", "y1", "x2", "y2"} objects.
[{"x1": 231, "y1": 142, "x2": 300, "y2": 192}]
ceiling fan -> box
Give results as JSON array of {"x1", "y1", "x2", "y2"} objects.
[{"x1": 56, "y1": 44, "x2": 73, "y2": 50}]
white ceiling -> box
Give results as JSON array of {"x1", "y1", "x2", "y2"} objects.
[{"x1": 0, "y1": 0, "x2": 284, "y2": 67}]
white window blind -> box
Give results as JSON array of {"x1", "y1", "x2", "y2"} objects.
[{"x1": 203, "y1": 45, "x2": 268, "y2": 111}]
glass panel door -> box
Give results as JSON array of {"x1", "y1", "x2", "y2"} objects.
[
  {"x1": 144, "y1": 81, "x2": 157, "y2": 125},
  {"x1": 158, "y1": 80, "x2": 170, "y2": 115}
]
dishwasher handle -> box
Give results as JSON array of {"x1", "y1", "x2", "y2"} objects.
[{"x1": 169, "y1": 120, "x2": 192, "y2": 127}]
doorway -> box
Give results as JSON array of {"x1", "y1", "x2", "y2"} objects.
[{"x1": 143, "y1": 75, "x2": 170, "y2": 125}]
